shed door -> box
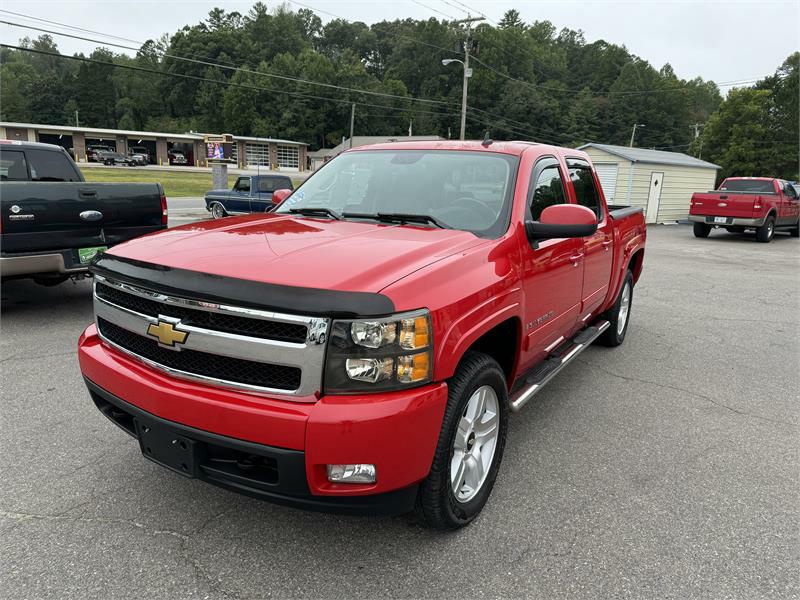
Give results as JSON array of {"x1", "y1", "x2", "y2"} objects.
[
  {"x1": 594, "y1": 163, "x2": 619, "y2": 203},
  {"x1": 645, "y1": 172, "x2": 664, "y2": 223}
]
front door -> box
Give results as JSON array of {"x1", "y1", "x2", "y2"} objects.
[
  {"x1": 229, "y1": 177, "x2": 252, "y2": 213},
  {"x1": 518, "y1": 157, "x2": 584, "y2": 372},
  {"x1": 645, "y1": 172, "x2": 664, "y2": 223},
  {"x1": 567, "y1": 158, "x2": 614, "y2": 319}
]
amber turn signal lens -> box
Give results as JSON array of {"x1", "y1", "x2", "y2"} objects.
[
  {"x1": 396, "y1": 352, "x2": 430, "y2": 383},
  {"x1": 400, "y1": 316, "x2": 430, "y2": 350}
]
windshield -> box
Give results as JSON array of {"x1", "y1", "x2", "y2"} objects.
[
  {"x1": 276, "y1": 150, "x2": 519, "y2": 237},
  {"x1": 720, "y1": 179, "x2": 775, "y2": 193}
]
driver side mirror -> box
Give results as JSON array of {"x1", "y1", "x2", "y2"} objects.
[
  {"x1": 525, "y1": 204, "x2": 598, "y2": 242},
  {"x1": 270, "y1": 188, "x2": 293, "y2": 210}
]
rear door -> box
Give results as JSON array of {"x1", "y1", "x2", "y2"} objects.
[
  {"x1": 779, "y1": 181, "x2": 800, "y2": 224},
  {"x1": 518, "y1": 156, "x2": 584, "y2": 372},
  {"x1": 566, "y1": 158, "x2": 613, "y2": 319}
]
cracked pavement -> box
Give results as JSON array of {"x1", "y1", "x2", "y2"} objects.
[{"x1": 1, "y1": 225, "x2": 798, "y2": 599}]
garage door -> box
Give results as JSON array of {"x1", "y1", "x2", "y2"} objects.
[
  {"x1": 245, "y1": 142, "x2": 269, "y2": 167},
  {"x1": 594, "y1": 163, "x2": 619, "y2": 203},
  {"x1": 277, "y1": 145, "x2": 299, "y2": 171}
]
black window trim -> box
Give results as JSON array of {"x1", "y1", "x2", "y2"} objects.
[
  {"x1": 564, "y1": 156, "x2": 607, "y2": 224},
  {"x1": 525, "y1": 155, "x2": 570, "y2": 222}
]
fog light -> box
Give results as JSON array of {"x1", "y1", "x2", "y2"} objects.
[{"x1": 327, "y1": 464, "x2": 376, "y2": 484}]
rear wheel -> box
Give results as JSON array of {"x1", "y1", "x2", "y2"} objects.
[
  {"x1": 415, "y1": 352, "x2": 508, "y2": 530},
  {"x1": 756, "y1": 216, "x2": 775, "y2": 243},
  {"x1": 693, "y1": 222, "x2": 711, "y2": 238},
  {"x1": 598, "y1": 270, "x2": 633, "y2": 347},
  {"x1": 210, "y1": 202, "x2": 227, "y2": 219}
]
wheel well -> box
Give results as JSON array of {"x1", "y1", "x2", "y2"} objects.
[
  {"x1": 464, "y1": 318, "x2": 519, "y2": 383},
  {"x1": 628, "y1": 249, "x2": 645, "y2": 284}
]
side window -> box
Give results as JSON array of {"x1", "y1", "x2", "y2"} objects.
[
  {"x1": 568, "y1": 163, "x2": 602, "y2": 220},
  {"x1": 529, "y1": 163, "x2": 567, "y2": 220},
  {"x1": 26, "y1": 149, "x2": 80, "y2": 181},
  {"x1": 784, "y1": 182, "x2": 797, "y2": 198},
  {"x1": 0, "y1": 149, "x2": 29, "y2": 181},
  {"x1": 235, "y1": 178, "x2": 250, "y2": 192}
]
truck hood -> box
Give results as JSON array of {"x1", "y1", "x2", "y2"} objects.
[{"x1": 107, "y1": 213, "x2": 485, "y2": 293}]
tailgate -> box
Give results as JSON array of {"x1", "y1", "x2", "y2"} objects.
[
  {"x1": 691, "y1": 192, "x2": 759, "y2": 218},
  {"x1": 1, "y1": 182, "x2": 164, "y2": 254}
]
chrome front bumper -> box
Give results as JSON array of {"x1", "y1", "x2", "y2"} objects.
[
  {"x1": 689, "y1": 215, "x2": 766, "y2": 227},
  {"x1": 0, "y1": 251, "x2": 88, "y2": 277}
]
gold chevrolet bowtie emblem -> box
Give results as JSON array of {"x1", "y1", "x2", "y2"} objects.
[{"x1": 147, "y1": 320, "x2": 189, "y2": 347}]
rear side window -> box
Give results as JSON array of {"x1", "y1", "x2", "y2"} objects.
[
  {"x1": 0, "y1": 149, "x2": 29, "y2": 181},
  {"x1": 568, "y1": 164, "x2": 602, "y2": 220},
  {"x1": 26, "y1": 149, "x2": 81, "y2": 181},
  {"x1": 530, "y1": 164, "x2": 568, "y2": 220},
  {"x1": 258, "y1": 177, "x2": 293, "y2": 192}
]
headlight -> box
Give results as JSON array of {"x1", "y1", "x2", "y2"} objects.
[{"x1": 324, "y1": 309, "x2": 433, "y2": 394}]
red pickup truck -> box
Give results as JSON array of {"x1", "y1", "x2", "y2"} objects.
[
  {"x1": 78, "y1": 141, "x2": 646, "y2": 529},
  {"x1": 689, "y1": 177, "x2": 800, "y2": 242}
]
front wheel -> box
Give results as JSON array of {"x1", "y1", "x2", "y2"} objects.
[
  {"x1": 693, "y1": 222, "x2": 711, "y2": 238},
  {"x1": 756, "y1": 216, "x2": 775, "y2": 243},
  {"x1": 598, "y1": 270, "x2": 633, "y2": 347},
  {"x1": 210, "y1": 202, "x2": 227, "y2": 219},
  {"x1": 415, "y1": 352, "x2": 508, "y2": 530}
]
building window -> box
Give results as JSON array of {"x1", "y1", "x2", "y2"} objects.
[{"x1": 277, "y1": 145, "x2": 299, "y2": 170}]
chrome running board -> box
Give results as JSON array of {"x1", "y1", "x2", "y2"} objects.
[{"x1": 509, "y1": 320, "x2": 610, "y2": 413}]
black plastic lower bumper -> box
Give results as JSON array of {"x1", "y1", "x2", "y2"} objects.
[{"x1": 85, "y1": 378, "x2": 418, "y2": 516}]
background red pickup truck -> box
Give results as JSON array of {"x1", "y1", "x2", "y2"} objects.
[
  {"x1": 690, "y1": 177, "x2": 800, "y2": 242},
  {"x1": 78, "y1": 140, "x2": 646, "y2": 529}
]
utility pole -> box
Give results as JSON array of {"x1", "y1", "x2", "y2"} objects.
[
  {"x1": 408, "y1": 118, "x2": 413, "y2": 137},
  {"x1": 629, "y1": 123, "x2": 645, "y2": 147},
  {"x1": 75, "y1": 109, "x2": 79, "y2": 127},
  {"x1": 691, "y1": 123, "x2": 702, "y2": 139},
  {"x1": 442, "y1": 16, "x2": 484, "y2": 140},
  {"x1": 349, "y1": 103, "x2": 355, "y2": 149}
]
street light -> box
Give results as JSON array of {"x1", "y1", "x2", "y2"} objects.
[
  {"x1": 629, "y1": 123, "x2": 645, "y2": 147},
  {"x1": 442, "y1": 58, "x2": 473, "y2": 141}
]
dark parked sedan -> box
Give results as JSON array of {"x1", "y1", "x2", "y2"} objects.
[{"x1": 96, "y1": 151, "x2": 135, "y2": 166}]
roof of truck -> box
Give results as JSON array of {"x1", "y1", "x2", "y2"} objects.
[{"x1": 348, "y1": 139, "x2": 563, "y2": 157}]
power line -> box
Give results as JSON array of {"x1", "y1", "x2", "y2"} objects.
[
  {"x1": 0, "y1": 43, "x2": 461, "y2": 120},
  {"x1": 411, "y1": 0, "x2": 458, "y2": 20}
]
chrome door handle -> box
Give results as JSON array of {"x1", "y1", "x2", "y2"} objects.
[
  {"x1": 569, "y1": 253, "x2": 584, "y2": 266},
  {"x1": 602, "y1": 240, "x2": 612, "y2": 251}
]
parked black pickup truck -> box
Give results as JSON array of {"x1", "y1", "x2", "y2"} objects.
[{"x1": 1, "y1": 141, "x2": 167, "y2": 286}]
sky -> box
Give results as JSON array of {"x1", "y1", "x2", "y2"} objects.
[{"x1": 0, "y1": 0, "x2": 797, "y2": 87}]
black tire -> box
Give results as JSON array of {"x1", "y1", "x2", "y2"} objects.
[
  {"x1": 597, "y1": 270, "x2": 634, "y2": 347},
  {"x1": 693, "y1": 222, "x2": 711, "y2": 238},
  {"x1": 790, "y1": 220, "x2": 799, "y2": 238},
  {"x1": 756, "y1": 216, "x2": 775, "y2": 243},
  {"x1": 415, "y1": 352, "x2": 508, "y2": 530}
]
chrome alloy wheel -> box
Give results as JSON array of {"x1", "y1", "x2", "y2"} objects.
[
  {"x1": 451, "y1": 385, "x2": 499, "y2": 503},
  {"x1": 617, "y1": 280, "x2": 631, "y2": 336},
  {"x1": 211, "y1": 203, "x2": 226, "y2": 219}
]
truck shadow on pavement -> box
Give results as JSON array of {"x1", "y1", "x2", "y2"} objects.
[{"x1": 1, "y1": 277, "x2": 95, "y2": 318}]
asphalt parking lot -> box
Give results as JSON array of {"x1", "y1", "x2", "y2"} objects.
[{"x1": 1, "y1": 225, "x2": 798, "y2": 599}]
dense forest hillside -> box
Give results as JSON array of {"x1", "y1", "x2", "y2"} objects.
[{"x1": 1, "y1": 4, "x2": 797, "y2": 178}]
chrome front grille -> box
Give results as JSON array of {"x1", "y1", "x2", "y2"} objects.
[{"x1": 93, "y1": 275, "x2": 329, "y2": 398}]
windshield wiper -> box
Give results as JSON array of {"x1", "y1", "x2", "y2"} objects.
[
  {"x1": 343, "y1": 212, "x2": 450, "y2": 229},
  {"x1": 288, "y1": 207, "x2": 343, "y2": 220}
]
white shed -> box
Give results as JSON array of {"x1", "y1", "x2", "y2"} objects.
[{"x1": 577, "y1": 143, "x2": 720, "y2": 223}]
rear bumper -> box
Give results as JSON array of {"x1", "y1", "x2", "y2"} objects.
[
  {"x1": 0, "y1": 250, "x2": 88, "y2": 277},
  {"x1": 688, "y1": 215, "x2": 766, "y2": 227},
  {"x1": 78, "y1": 324, "x2": 448, "y2": 512}
]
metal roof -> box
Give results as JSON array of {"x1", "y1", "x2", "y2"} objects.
[
  {"x1": 1, "y1": 122, "x2": 306, "y2": 145},
  {"x1": 578, "y1": 143, "x2": 720, "y2": 169}
]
